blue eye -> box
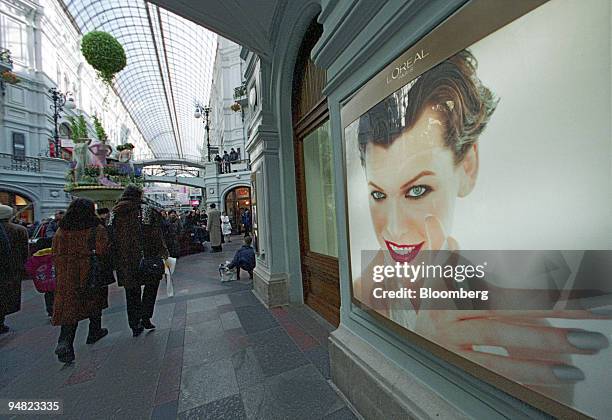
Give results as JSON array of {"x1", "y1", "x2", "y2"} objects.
[
  {"x1": 371, "y1": 191, "x2": 386, "y2": 201},
  {"x1": 406, "y1": 185, "x2": 430, "y2": 198}
]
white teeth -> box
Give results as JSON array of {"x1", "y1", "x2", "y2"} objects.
[{"x1": 389, "y1": 244, "x2": 414, "y2": 255}]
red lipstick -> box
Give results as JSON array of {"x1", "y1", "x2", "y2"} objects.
[{"x1": 384, "y1": 240, "x2": 424, "y2": 263}]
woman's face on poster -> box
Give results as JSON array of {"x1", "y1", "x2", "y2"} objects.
[{"x1": 364, "y1": 108, "x2": 478, "y2": 261}]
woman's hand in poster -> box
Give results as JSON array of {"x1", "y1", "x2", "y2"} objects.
[{"x1": 415, "y1": 215, "x2": 610, "y2": 398}]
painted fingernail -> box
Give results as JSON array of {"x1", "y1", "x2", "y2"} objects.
[
  {"x1": 579, "y1": 296, "x2": 612, "y2": 315},
  {"x1": 566, "y1": 329, "x2": 609, "y2": 351},
  {"x1": 551, "y1": 365, "x2": 585, "y2": 382},
  {"x1": 588, "y1": 307, "x2": 612, "y2": 317}
]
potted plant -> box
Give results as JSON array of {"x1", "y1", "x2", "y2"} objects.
[
  {"x1": 0, "y1": 48, "x2": 13, "y2": 72},
  {"x1": 92, "y1": 115, "x2": 108, "y2": 141},
  {"x1": 81, "y1": 31, "x2": 127, "y2": 85},
  {"x1": 68, "y1": 115, "x2": 89, "y2": 142},
  {"x1": 1, "y1": 70, "x2": 19, "y2": 85},
  {"x1": 230, "y1": 102, "x2": 241, "y2": 112}
]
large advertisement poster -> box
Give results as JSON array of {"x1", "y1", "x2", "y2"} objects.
[{"x1": 342, "y1": 0, "x2": 611, "y2": 417}]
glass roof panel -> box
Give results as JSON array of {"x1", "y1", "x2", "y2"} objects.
[{"x1": 62, "y1": 0, "x2": 217, "y2": 158}]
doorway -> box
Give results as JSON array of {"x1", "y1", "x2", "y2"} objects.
[
  {"x1": 292, "y1": 19, "x2": 340, "y2": 326},
  {"x1": 224, "y1": 186, "x2": 251, "y2": 234}
]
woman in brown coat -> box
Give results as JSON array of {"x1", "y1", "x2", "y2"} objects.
[
  {"x1": 110, "y1": 185, "x2": 168, "y2": 336},
  {"x1": 52, "y1": 198, "x2": 109, "y2": 363}
]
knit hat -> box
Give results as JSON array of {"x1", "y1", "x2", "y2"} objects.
[
  {"x1": 0, "y1": 204, "x2": 13, "y2": 220},
  {"x1": 120, "y1": 185, "x2": 143, "y2": 201}
]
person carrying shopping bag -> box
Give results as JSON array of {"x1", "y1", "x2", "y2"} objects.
[{"x1": 110, "y1": 185, "x2": 168, "y2": 336}]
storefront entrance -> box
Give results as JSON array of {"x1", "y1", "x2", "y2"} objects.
[
  {"x1": 0, "y1": 190, "x2": 34, "y2": 223},
  {"x1": 224, "y1": 186, "x2": 251, "y2": 234},
  {"x1": 292, "y1": 20, "x2": 340, "y2": 326}
]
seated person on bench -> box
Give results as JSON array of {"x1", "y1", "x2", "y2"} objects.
[{"x1": 227, "y1": 236, "x2": 256, "y2": 280}]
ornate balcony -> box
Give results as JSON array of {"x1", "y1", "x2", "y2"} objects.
[{"x1": 0, "y1": 153, "x2": 41, "y2": 173}]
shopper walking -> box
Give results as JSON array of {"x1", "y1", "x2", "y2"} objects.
[
  {"x1": 208, "y1": 203, "x2": 222, "y2": 252},
  {"x1": 165, "y1": 210, "x2": 182, "y2": 258},
  {"x1": 241, "y1": 208, "x2": 252, "y2": 237},
  {"x1": 111, "y1": 186, "x2": 168, "y2": 336},
  {"x1": 51, "y1": 198, "x2": 109, "y2": 363},
  {"x1": 0, "y1": 204, "x2": 27, "y2": 334}
]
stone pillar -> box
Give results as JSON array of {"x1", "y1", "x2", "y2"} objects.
[{"x1": 242, "y1": 51, "x2": 291, "y2": 308}]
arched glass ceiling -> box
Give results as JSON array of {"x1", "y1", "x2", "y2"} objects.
[{"x1": 62, "y1": 0, "x2": 217, "y2": 158}]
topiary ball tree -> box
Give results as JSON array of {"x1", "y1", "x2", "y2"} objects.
[{"x1": 81, "y1": 31, "x2": 126, "y2": 85}]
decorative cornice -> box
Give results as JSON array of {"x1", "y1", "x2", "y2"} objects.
[
  {"x1": 312, "y1": 0, "x2": 381, "y2": 69},
  {"x1": 322, "y1": 0, "x2": 464, "y2": 95}
]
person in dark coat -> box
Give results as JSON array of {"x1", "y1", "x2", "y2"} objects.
[
  {"x1": 241, "y1": 208, "x2": 252, "y2": 237},
  {"x1": 0, "y1": 204, "x2": 28, "y2": 334},
  {"x1": 227, "y1": 236, "x2": 256, "y2": 280},
  {"x1": 52, "y1": 198, "x2": 109, "y2": 363},
  {"x1": 45, "y1": 210, "x2": 64, "y2": 239},
  {"x1": 222, "y1": 151, "x2": 231, "y2": 173},
  {"x1": 164, "y1": 210, "x2": 181, "y2": 258},
  {"x1": 110, "y1": 185, "x2": 168, "y2": 336},
  {"x1": 214, "y1": 153, "x2": 223, "y2": 173}
]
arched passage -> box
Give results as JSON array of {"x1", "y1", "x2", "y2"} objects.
[
  {"x1": 223, "y1": 186, "x2": 251, "y2": 235},
  {"x1": 0, "y1": 188, "x2": 36, "y2": 223}
]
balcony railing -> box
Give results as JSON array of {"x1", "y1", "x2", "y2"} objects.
[
  {"x1": 215, "y1": 158, "x2": 250, "y2": 175},
  {"x1": 0, "y1": 153, "x2": 40, "y2": 172}
]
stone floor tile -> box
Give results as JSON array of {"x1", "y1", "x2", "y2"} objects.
[
  {"x1": 304, "y1": 345, "x2": 331, "y2": 379},
  {"x1": 231, "y1": 347, "x2": 265, "y2": 390},
  {"x1": 248, "y1": 326, "x2": 300, "y2": 355},
  {"x1": 216, "y1": 303, "x2": 234, "y2": 314},
  {"x1": 178, "y1": 358, "x2": 239, "y2": 413},
  {"x1": 182, "y1": 336, "x2": 235, "y2": 368},
  {"x1": 267, "y1": 364, "x2": 343, "y2": 419},
  {"x1": 239, "y1": 382, "x2": 275, "y2": 420},
  {"x1": 154, "y1": 388, "x2": 180, "y2": 407},
  {"x1": 185, "y1": 308, "x2": 219, "y2": 326},
  {"x1": 234, "y1": 306, "x2": 278, "y2": 334},
  {"x1": 323, "y1": 406, "x2": 358, "y2": 420},
  {"x1": 228, "y1": 290, "x2": 261, "y2": 308},
  {"x1": 184, "y1": 319, "x2": 224, "y2": 344},
  {"x1": 178, "y1": 394, "x2": 246, "y2": 420},
  {"x1": 166, "y1": 328, "x2": 185, "y2": 349},
  {"x1": 151, "y1": 399, "x2": 179, "y2": 420},
  {"x1": 219, "y1": 311, "x2": 242, "y2": 330},
  {"x1": 282, "y1": 322, "x2": 319, "y2": 351},
  {"x1": 241, "y1": 364, "x2": 343, "y2": 420},
  {"x1": 251, "y1": 346, "x2": 309, "y2": 377}
]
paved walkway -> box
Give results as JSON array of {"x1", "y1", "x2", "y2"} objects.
[{"x1": 0, "y1": 238, "x2": 356, "y2": 420}]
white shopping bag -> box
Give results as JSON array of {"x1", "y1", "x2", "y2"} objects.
[
  {"x1": 164, "y1": 257, "x2": 177, "y2": 275},
  {"x1": 164, "y1": 258, "x2": 176, "y2": 297},
  {"x1": 219, "y1": 262, "x2": 237, "y2": 282},
  {"x1": 165, "y1": 273, "x2": 174, "y2": 297}
]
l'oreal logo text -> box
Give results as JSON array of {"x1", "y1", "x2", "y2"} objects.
[{"x1": 386, "y1": 49, "x2": 430, "y2": 84}]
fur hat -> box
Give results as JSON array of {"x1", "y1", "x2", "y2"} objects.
[
  {"x1": 0, "y1": 204, "x2": 13, "y2": 220},
  {"x1": 120, "y1": 185, "x2": 143, "y2": 201}
]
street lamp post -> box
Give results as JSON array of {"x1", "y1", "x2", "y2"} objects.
[
  {"x1": 194, "y1": 104, "x2": 211, "y2": 162},
  {"x1": 49, "y1": 87, "x2": 75, "y2": 157}
]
